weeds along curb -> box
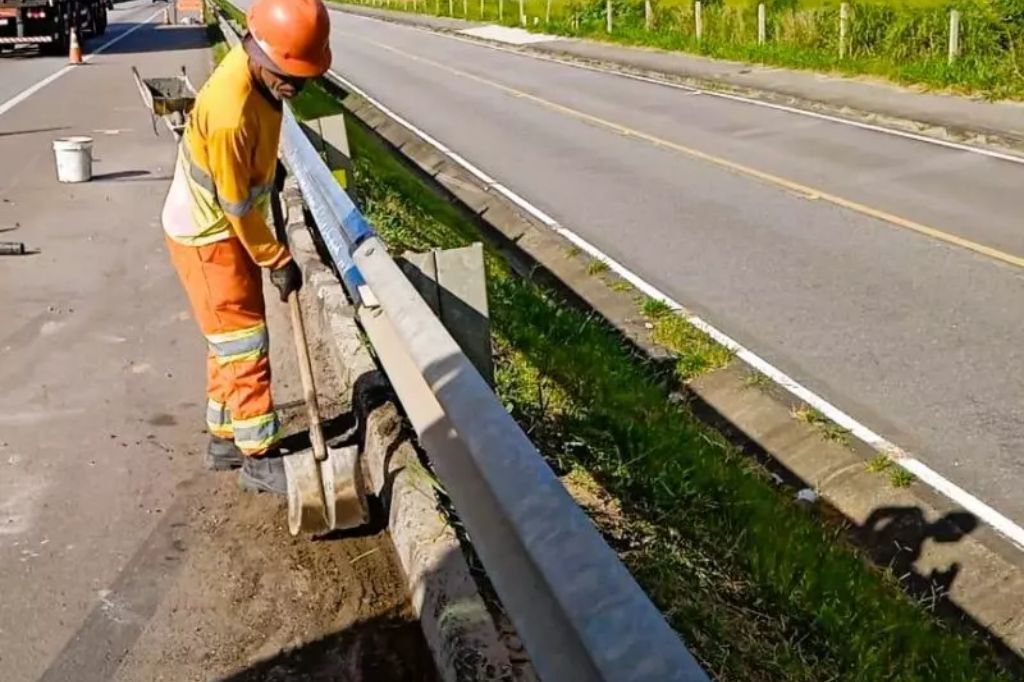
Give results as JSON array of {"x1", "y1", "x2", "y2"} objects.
[
  {"x1": 330, "y1": 86, "x2": 1024, "y2": 665},
  {"x1": 280, "y1": 182, "x2": 536, "y2": 682},
  {"x1": 332, "y1": 4, "x2": 1024, "y2": 157}
]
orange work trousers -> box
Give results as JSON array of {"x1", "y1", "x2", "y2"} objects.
[{"x1": 166, "y1": 235, "x2": 281, "y2": 455}]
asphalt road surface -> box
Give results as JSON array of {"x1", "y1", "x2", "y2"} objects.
[{"x1": 265, "y1": 8, "x2": 1024, "y2": 530}]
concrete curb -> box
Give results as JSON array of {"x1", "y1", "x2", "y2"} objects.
[
  {"x1": 332, "y1": 3, "x2": 1024, "y2": 156},
  {"x1": 335, "y1": 91, "x2": 1024, "y2": 659},
  {"x1": 280, "y1": 182, "x2": 536, "y2": 682}
]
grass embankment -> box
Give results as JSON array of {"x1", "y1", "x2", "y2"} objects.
[
  {"x1": 334, "y1": 100, "x2": 1012, "y2": 679},
  {"x1": 342, "y1": 0, "x2": 1024, "y2": 99},
  {"x1": 205, "y1": 8, "x2": 1013, "y2": 678}
]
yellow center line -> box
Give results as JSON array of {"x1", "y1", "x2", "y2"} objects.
[{"x1": 342, "y1": 31, "x2": 1024, "y2": 271}]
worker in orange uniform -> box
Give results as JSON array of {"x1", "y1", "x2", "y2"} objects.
[{"x1": 161, "y1": 0, "x2": 332, "y2": 494}]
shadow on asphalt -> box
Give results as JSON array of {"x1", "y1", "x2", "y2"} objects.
[
  {"x1": 93, "y1": 24, "x2": 208, "y2": 55},
  {"x1": 92, "y1": 169, "x2": 152, "y2": 181},
  {"x1": 0, "y1": 126, "x2": 68, "y2": 137}
]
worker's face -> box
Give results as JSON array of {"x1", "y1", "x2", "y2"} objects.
[{"x1": 260, "y1": 67, "x2": 307, "y2": 101}]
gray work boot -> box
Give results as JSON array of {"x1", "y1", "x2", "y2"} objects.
[
  {"x1": 239, "y1": 451, "x2": 288, "y2": 495},
  {"x1": 205, "y1": 436, "x2": 244, "y2": 471}
]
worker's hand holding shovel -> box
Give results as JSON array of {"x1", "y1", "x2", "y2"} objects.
[{"x1": 270, "y1": 260, "x2": 302, "y2": 302}]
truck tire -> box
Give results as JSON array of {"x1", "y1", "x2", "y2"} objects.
[{"x1": 96, "y1": 6, "x2": 108, "y2": 35}]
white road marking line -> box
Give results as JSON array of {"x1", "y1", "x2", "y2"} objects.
[
  {"x1": 339, "y1": 10, "x2": 1024, "y2": 166},
  {"x1": 327, "y1": 65, "x2": 1024, "y2": 552},
  {"x1": 0, "y1": 8, "x2": 163, "y2": 118}
]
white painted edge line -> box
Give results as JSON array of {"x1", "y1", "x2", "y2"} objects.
[
  {"x1": 328, "y1": 65, "x2": 1024, "y2": 553},
  {"x1": 0, "y1": 7, "x2": 163, "y2": 118},
  {"x1": 339, "y1": 10, "x2": 1024, "y2": 166}
]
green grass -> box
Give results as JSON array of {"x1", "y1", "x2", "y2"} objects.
[
  {"x1": 890, "y1": 467, "x2": 916, "y2": 488},
  {"x1": 342, "y1": 103, "x2": 1013, "y2": 680},
  {"x1": 586, "y1": 258, "x2": 610, "y2": 275},
  {"x1": 639, "y1": 297, "x2": 733, "y2": 378},
  {"x1": 793, "y1": 403, "x2": 852, "y2": 445},
  {"x1": 866, "y1": 452, "x2": 893, "y2": 473},
  {"x1": 641, "y1": 296, "x2": 673, "y2": 318},
  {"x1": 342, "y1": 0, "x2": 1024, "y2": 100},
  {"x1": 744, "y1": 369, "x2": 773, "y2": 389}
]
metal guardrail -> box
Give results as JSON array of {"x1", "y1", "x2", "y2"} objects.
[{"x1": 216, "y1": 11, "x2": 709, "y2": 681}]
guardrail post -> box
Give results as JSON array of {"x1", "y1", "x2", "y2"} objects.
[
  {"x1": 499, "y1": 0, "x2": 503, "y2": 21},
  {"x1": 948, "y1": 9, "x2": 960, "y2": 65},
  {"x1": 448, "y1": 0, "x2": 453, "y2": 14},
  {"x1": 545, "y1": 0, "x2": 551, "y2": 23},
  {"x1": 694, "y1": 0, "x2": 702, "y2": 41},
  {"x1": 839, "y1": 1, "x2": 849, "y2": 59},
  {"x1": 645, "y1": 0, "x2": 653, "y2": 30},
  {"x1": 519, "y1": 0, "x2": 525, "y2": 25},
  {"x1": 758, "y1": 2, "x2": 765, "y2": 44},
  {"x1": 606, "y1": 0, "x2": 613, "y2": 33},
  {"x1": 400, "y1": 245, "x2": 494, "y2": 385},
  {"x1": 463, "y1": 0, "x2": 467, "y2": 16}
]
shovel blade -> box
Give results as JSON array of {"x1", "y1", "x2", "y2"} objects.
[
  {"x1": 320, "y1": 445, "x2": 368, "y2": 531},
  {"x1": 284, "y1": 450, "x2": 330, "y2": 536}
]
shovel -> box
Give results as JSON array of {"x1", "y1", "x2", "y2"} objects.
[
  {"x1": 270, "y1": 178, "x2": 367, "y2": 536},
  {"x1": 281, "y1": 289, "x2": 368, "y2": 535}
]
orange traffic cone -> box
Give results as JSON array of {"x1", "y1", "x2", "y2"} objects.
[{"x1": 68, "y1": 27, "x2": 83, "y2": 65}]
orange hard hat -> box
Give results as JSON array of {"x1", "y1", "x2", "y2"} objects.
[{"x1": 246, "y1": 0, "x2": 332, "y2": 78}]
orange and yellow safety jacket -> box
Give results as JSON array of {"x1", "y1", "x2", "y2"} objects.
[{"x1": 161, "y1": 44, "x2": 290, "y2": 269}]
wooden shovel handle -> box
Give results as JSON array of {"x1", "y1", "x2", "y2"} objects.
[{"x1": 289, "y1": 292, "x2": 327, "y2": 463}]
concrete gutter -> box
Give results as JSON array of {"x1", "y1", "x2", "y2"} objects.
[
  {"x1": 332, "y1": 3, "x2": 1024, "y2": 156},
  {"x1": 334, "y1": 88, "x2": 1024, "y2": 661},
  {"x1": 281, "y1": 182, "x2": 537, "y2": 682}
]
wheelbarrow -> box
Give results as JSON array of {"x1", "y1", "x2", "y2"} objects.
[{"x1": 131, "y1": 65, "x2": 197, "y2": 139}]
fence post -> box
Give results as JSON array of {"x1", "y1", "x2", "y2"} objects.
[
  {"x1": 758, "y1": 2, "x2": 765, "y2": 44},
  {"x1": 695, "y1": 1, "x2": 702, "y2": 41},
  {"x1": 839, "y1": 2, "x2": 849, "y2": 59},
  {"x1": 645, "y1": 0, "x2": 653, "y2": 30},
  {"x1": 606, "y1": 0, "x2": 613, "y2": 33},
  {"x1": 948, "y1": 9, "x2": 960, "y2": 65}
]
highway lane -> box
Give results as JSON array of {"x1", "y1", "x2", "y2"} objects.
[
  {"x1": 0, "y1": 0, "x2": 167, "y2": 111},
  {"x1": 237, "y1": 6, "x2": 1024, "y2": 531}
]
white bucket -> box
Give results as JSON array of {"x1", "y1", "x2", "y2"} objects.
[{"x1": 52, "y1": 136, "x2": 94, "y2": 183}]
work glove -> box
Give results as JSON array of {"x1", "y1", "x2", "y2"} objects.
[{"x1": 270, "y1": 260, "x2": 302, "y2": 302}]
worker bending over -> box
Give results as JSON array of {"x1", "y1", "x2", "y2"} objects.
[{"x1": 161, "y1": 0, "x2": 332, "y2": 494}]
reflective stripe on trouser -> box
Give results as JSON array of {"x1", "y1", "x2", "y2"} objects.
[
  {"x1": 166, "y1": 235, "x2": 282, "y2": 455},
  {"x1": 206, "y1": 399, "x2": 233, "y2": 438}
]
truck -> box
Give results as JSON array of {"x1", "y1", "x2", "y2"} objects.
[{"x1": 0, "y1": 0, "x2": 110, "y2": 55}]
